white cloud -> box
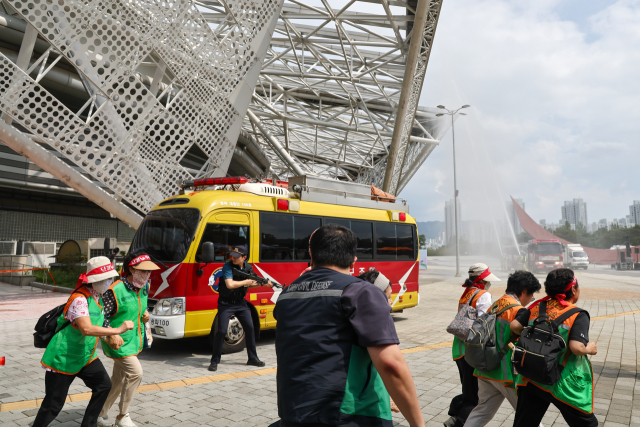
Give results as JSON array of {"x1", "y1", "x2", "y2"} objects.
[{"x1": 403, "y1": 0, "x2": 640, "y2": 225}]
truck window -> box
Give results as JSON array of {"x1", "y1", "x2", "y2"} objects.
[
  {"x1": 294, "y1": 216, "x2": 322, "y2": 260},
  {"x1": 261, "y1": 213, "x2": 294, "y2": 261},
  {"x1": 397, "y1": 224, "x2": 414, "y2": 260},
  {"x1": 376, "y1": 223, "x2": 397, "y2": 260},
  {"x1": 351, "y1": 221, "x2": 373, "y2": 259},
  {"x1": 195, "y1": 224, "x2": 250, "y2": 262},
  {"x1": 131, "y1": 208, "x2": 200, "y2": 263},
  {"x1": 325, "y1": 217, "x2": 351, "y2": 228}
]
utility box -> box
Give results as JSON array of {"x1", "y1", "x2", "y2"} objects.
[{"x1": 17, "y1": 241, "x2": 57, "y2": 267}]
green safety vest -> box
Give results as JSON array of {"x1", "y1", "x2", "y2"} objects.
[
  {"x1": 474, "y1": 294, "x2": 524, "y2": 388},
  {"x1": 339, "y1": 345, "x2": 392, "y2": 422},
  {"x1": 101, "y1": 280, "x2": 148, "y2": 359},
  {"x1": 519, "y1": 301, "x2": 594, "y2": 413},
  {"x1": 41, "y1": 287, "x2": 104, "y2": 374}
]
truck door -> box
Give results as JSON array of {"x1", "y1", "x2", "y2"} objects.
[{"x1": 184, "y1": 210, "x2": 252, "y2": 338}]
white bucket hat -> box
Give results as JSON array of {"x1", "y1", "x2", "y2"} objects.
[
  {"x1": 468, "y1": 263, "x2": 501, "y2": 282},
  {"x1": 83, "y1": 256, "x2": 119, "y2": 283}
]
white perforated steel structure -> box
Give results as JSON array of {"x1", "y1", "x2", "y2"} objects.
[
  {"x1": 0, "y1": 0, "x2": 445, "y2": 224},
  {"x1": 200, "y1": 0, "x2": 445, "y2": 194},
  {"x1": 0, "y1": 0, "x2": 283, "y2": 214}
]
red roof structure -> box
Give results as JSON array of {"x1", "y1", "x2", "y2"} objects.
[{"x1": 511, "y1": 196, "x2": 637, "y2": 265}]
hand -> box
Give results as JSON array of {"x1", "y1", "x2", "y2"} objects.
[
  {"x1": 118, "y1": 320, "x2": 134, "y2": 333},
  {"x1": 142, "y1": 311, "x2": 150, "y2": 323},
  {"x1": 247, "y1": 280, "x2": 258, "y2": 287},
  {"x1": 586, "y1": 342, "x2": 597, "y2": 355},
  {"x1": 266, "y1": 280, "x2": 273, "y2": 288},
  {"x1": 107, "y1": 335, "x2": 124, "y2": 350},
  {"x1": 390, "y1": 397, "x2": 400, "y2": 413}
]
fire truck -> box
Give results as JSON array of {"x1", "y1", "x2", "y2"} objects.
[
  {"x1": 526, "y1": 239, "x2": 564, "y2": 273},
  {"x1": 130, "y1": 175, "x2": 419, "y2": 353}
]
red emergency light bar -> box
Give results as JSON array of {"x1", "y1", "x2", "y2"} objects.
[{"x1": 191, "y1": 177, "x2": 248, "y2": 187}]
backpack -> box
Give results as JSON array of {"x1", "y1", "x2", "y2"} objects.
[
  {"x1": 511, "y1": 301, "x2": 586, "y2": 385},
  {"x1": 464, "y1": 300, "x2": 520, "y2": 372},
  {"x1": 33, "y1": 293, "x2": 78, "y2": 348},
  {"x1": 446, "y1": 289, "x2": 482, "y2": 340}
]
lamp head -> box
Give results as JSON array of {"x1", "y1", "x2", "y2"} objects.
[
  {"x1": 437, "y1": 105, "x2": 445, "y2": 109},
  {"x1": 461, "y1": 105, "x2": 470, "y2": 108},
  {"x1": 458, "y1": 113, "x2": 467, "y2": 115},
  {"x1": 436, "y1": 113, "x2": 444, "y2": 117}
]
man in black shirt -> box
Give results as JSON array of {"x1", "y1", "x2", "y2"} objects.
[
  {"x1": 209, "y1": 246, "x2": 271, "y2": 371},
  {"x1": 274, "y1": 224, "x2": 424, "y2": 427}
]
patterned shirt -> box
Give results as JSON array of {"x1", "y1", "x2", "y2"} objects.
[{"x1": 101, "y1": 277, "x2": 139, "y2": 328}]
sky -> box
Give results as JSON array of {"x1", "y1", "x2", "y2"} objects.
[{"x1": 402, "y1": 0, "x2": 640, "y2": 226}]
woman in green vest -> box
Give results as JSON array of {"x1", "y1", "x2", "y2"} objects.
[
  {"x1": 513, "y1": 268, "x2": 598, "y2": 427},
  {"x1": 98, "y1": 251, "x2": 159, "y2": 427},
  {"x1": 34, "y1": 256, "x2": 134, "y2": 427}
]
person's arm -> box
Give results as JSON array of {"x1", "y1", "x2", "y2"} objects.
[
  {"x1": 510, "y1": 319, "x2": 525, "y2": 335},
  {"x1": 475, "y1": 292, "x2": 492, "y2": 316},
  {"x1": 225, "y1": 278, "x2": 256, "y2": 289},
  {"x1": 368, "y1": 344, "x2": 424, "y2": 427},
  {"x1": 569, "y1": 340, "x2": 597, "y2": 356},
  {"x1": 510, "y1": 307, "x2": 530, "y2": 336},
  {"x1": 76, "y1": 317, "x2": 134, "y2": 337}
]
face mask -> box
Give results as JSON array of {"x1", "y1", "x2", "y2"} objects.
[
  {"x1": 92, "y1": 279, "x2": 113, "y2": 295},
  {"x1": 131, "y1": 269, "x2": 151, "y2": 288},
  {"x1": 484, "y1": 282, "x2": 492, "y2": 290}
]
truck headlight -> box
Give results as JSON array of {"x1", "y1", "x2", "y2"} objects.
[{"x1": 152, "y1": 297, "x2": 185, "y2": 316}]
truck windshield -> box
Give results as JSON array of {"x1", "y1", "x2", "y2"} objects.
[
  {"x1": 572, "y1": 251, "x2": 587, "y2": 257},
  {"x1": 535, "y1": 243, "x2": 562, "y2": 255},
  {"x1": 131, "y1": 208, "x2": 200, "y2": 263}
]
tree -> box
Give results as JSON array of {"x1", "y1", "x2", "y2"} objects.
[
  {"x1": 516, "y1": 231, "x2": 533, "y2": 243},
  {"x1": 418, "y1": 234, "x2": 426, "y2": 248}
]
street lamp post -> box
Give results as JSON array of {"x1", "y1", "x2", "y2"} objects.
[{"x1": 436, "y1": 104, "x2": 470, "y2": 277}]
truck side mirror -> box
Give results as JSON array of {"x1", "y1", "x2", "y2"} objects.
[
  {"x1": 202, "y1": 242, "x2": 215, "y2": 264},
  {"x1": 196, "y1": 242, "x2": 215, "y2": 276}
]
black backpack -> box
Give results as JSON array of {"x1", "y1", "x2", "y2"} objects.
[
  {"x1": 33, "y1": 293, "x2": 78, "y2": 348},
  {"x1": 511, "y1": 301, "x2": 587, "y2": 385}
]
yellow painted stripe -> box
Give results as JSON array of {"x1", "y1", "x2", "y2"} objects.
[
  {"x1": 591, "y1": 310, "x2": 640, "y2": 321},
  {"x1": 5, "y1": 310, "x2": 638, "y2": 414}
]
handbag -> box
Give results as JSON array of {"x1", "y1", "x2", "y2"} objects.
[{"x1": 446, "y1": 289, "x2": 482, "y2": 340}]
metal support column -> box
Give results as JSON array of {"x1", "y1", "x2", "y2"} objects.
[
  {"x1": 0, "y1": 121, "x2": 143, "y2": 229},
  {"x1": 247, "y1": 110, "x2": 305, "y2": 176},
  {"x1": 2, "y1": 22, "x2": 37, "y2": 124}
]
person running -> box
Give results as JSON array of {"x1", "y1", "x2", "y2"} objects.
[
  {"x1": 513, "y1": 268, "x2": 598, "y2": 427},
  {"x1": 464, "y1": 271, "x2": 542, "y2": 427},
  {"x1": 445, "y1": 263, "x2": 500, "y2": 427},
  {"x1": 34, "y1": 257, "x2": 133, "y2": 427},
  {"x1": 274, "y1": 224, "x2": 424, "y2": 427},
  {"x1": 97, "y1": 251, "x2": 159, "y2": 427}
]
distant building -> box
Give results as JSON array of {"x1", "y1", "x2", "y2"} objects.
[
  {"x1": 539, "y1": 219, "x2": 546, "y2": 228},
  {"x1": 590, "y1": 222, "x2": 598, "y2": 233},
  {"x1": 598, "y1": 218, "x2": 610, "y2": 231},
  {"x1": 561, "y1": 199, "x2": 588, "y2": 229},
  {"x1": 506, "y1": 198, "x2": 525, "y2": 235},
  {"x1": 444, "y1": 198, "x2": 462, "y2": 243},
  {"x1": 630, "y1": 201, "x2": 640, "y2": 226}
]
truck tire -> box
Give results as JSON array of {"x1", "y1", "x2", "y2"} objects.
[{"x1": 208, "y1": 315, "x2": 246, "y2": 354}]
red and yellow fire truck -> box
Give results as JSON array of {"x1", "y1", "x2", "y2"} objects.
[{"x1": 134, "y1": 175, "x2": 419, "y2": 352}]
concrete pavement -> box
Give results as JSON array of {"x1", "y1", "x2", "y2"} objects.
[{"x1": 1, "y1": 257, "x2": 639, "y2": 426}]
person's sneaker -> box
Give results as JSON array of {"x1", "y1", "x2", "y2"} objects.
[
  {"x1": 115, "y1": 414, "x2": 137, "y2": 427},
  {"x1": 443, "y1": 416, "x2": 456, "y2": 427},
  {"x1": 97, "y1": 416, "x2": 111, "y2": 427},
  {"x1": 247, "y1": 358, "x2": 265, "y2": 367},
  {"x1": 208, "y1": 362, "x2": 218, "y2": 371}
]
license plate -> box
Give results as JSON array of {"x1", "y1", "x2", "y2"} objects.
[{"x1": 151, "y1": 318, "x2": 170, "y2": 327}]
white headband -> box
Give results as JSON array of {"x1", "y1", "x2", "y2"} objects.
[{"x1": 373, "y1": 272, "x2": 391, "y2": 292}]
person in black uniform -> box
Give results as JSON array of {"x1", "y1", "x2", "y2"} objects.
[{"x1": 209, "y1": 246, "x2": 272, "y2": 371}]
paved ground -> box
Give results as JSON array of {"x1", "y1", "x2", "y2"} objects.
[{"x1": 1, "y1": 256, "x2": 639, "y2": 426}]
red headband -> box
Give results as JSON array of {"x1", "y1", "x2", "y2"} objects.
[
  {"x1": 130, "y1": 255, "x2": 150, "y2": 266},
  {"x1": 461, "y1": 268, "x2": 492, "y2": 290},
  {"x1": 530, "y1": 276, "x2": 577, "y2": 309},
  {"x1": 77, "y1": 263, "x2": 115, "y2": 288}
]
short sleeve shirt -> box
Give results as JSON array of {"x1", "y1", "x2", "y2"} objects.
[{"x1": 341, "y1": 280, "x2": 400, "y2": 348}]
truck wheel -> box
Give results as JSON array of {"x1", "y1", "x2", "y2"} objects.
[{"x1": 208, "y1": 315, "x2": 247, "y2": 354}]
